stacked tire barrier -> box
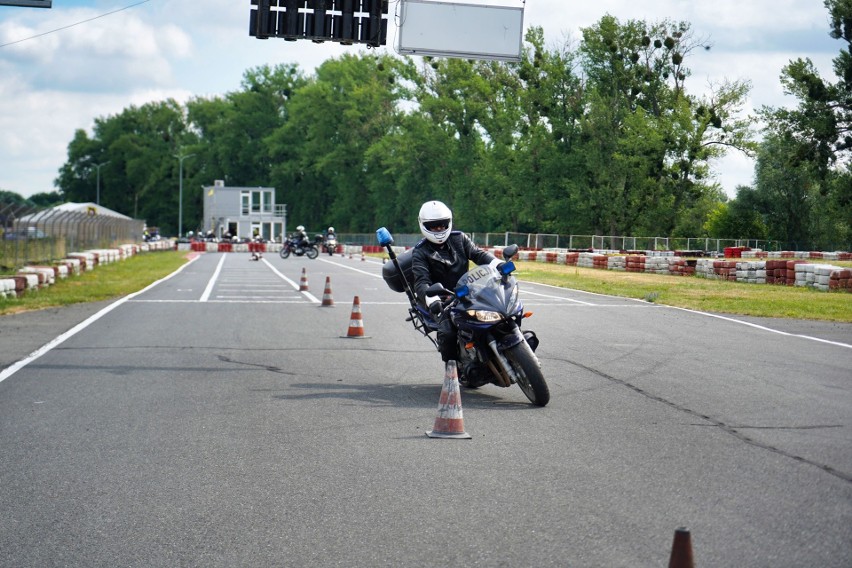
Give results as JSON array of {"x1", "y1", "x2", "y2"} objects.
[
  {"x1": 0, "y1": 241, "x2": 170, "y2": 300},
  {"x1": 765, "y1": 260, "x2": 807, "y2": 285},
  {"x1": 479, "y1": 248, "x2": 851, "y2": 293},
  {"x1": 797, "y1": 264, "x2": 852, "y2": 291}
]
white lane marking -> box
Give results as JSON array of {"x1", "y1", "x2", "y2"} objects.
[
  {"x1": 0, "y1": 255, "x2": 202, "y2": 384},
  {"x1": 523, "y1": 279, "x2": 851, "y2": 348},
  {"x1": 317, "y1": 256, "x2": 383, "y2": 277},
  {"x1": 670, "y1": 306, "x2": 852, "y2": 349},
  {"x1": 520, "y1": 289, "x2": 596, "y2": 305},
  {"x1": 262, "y1": 258, "x2": 320, "y2": 303},
  {"x1": 130, "y1": 300, "x2": 322, "y2": 304},
  {"x1": 200, "y1": 253, "x2": 227, "y2": 302}
]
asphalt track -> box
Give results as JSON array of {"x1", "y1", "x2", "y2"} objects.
[{"x1": 0, "y1": 252, "x2": 850, "y2": 567}]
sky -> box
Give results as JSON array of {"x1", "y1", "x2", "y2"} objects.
[{"x1": 0, "y1": 0, "x2": 840, "y2": 200}]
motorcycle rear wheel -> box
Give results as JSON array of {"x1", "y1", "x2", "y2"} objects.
[
  {"x1": 280, "y1": 247, "x2": 290, "y2": 259},
  {"x1": 306, "y1": 246, "x2": 319, "y2": 260},
  {"x1": 505, "y1": 341, "x2": 550, "y2": 406}
]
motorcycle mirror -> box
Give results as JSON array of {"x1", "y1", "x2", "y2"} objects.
[
  {"x1": 376, "y1": 227, "x2": 394, "y2": 246},
  {"x1": 502, "y1": 244, "x2": 519, "y2": 260}
]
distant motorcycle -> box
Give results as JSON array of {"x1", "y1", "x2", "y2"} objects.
[
  {"x1": 323, "y1": 234, "x2": 338, "y2": 256},
  {"x1": 279, "y1": 235, "x2": 318, "y2": 259}
]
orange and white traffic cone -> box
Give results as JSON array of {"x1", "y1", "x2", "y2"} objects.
[
  {"x1": 667, "y1": 527, "x2": 695, "y2": 568},
  {"x1": 299, "y1": 267, "x2": 309, "y2": 291},
  {"x1": 361, "y1": 251, "x2": 365, "y2": 261},
  {"x1": 426, "y1": 361, "x2": 472, "y2": 439},
  {"x1": 341, "y1": 296, "x2": 370, "y2": 338},
  {"x1": 320, "y1": 276, "x2": 335, "y2": 307}
]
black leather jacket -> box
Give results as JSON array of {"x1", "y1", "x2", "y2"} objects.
[{"x1": 411, "y1": 231, "x2": 496, "y2": 305}]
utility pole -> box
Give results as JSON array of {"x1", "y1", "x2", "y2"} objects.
[
  {"x1": 94, "y1": 161, "x2": 109, "y2": 205},
  {"x1": 175, "y1": 153, "x2": 196, "y2": 237}
]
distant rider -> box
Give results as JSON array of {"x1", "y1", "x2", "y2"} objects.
[
  {"x1": 294, "y1": 225, "x2": 309, "y2": 248},
  {"x1": 411, "y1": 200, "x2": 504, "y2": 362}
]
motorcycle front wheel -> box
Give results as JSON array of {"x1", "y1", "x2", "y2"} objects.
[
  {"x1": 505, "y1": 341, "x2": 550, "y2": 407},
  {"x1": 306, "y1": 246, "x2": 319, "y2": 259},
  {"x1": 279, "y1": 247, "x2": 290, "y2": 259}
]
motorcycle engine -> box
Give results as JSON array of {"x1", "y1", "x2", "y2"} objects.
[{"x1": 461, "y1": 361, "x2": 491, "y2": 388}]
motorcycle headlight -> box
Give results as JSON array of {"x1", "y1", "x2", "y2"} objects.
[{"x1": 466, "y1": 309, "x2": 502, "y2": 322}]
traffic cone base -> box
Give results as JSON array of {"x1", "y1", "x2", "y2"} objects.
[
  {"x1": 426, "y1": 361, "x2": 472, "y2": 439},
  {"x1": 341, "y1": 296, "x2": 370, "y2": 338}
]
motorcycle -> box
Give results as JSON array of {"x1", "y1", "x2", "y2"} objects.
[
  {"x1": 279, "y1": 235, "x2": 319, "y2": 259},
  {"x1": 323, "y1": 234, "x2": 338, "y2": 256},
  {"x1": 376, "y1": 227, "x2": 550, "y2": 407}
]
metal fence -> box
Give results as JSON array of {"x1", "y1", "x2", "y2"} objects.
[
  {"x1": 0, "y1": 203, "x2": 146, "y2": 271},
  {"x1": 337, "y1": 231, "x2": 839, "y2": 254}
]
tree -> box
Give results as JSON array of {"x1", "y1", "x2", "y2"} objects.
[
  {"x1": 578, "y1": 15, "x2": 755, "y2": 236},
  {"x1": 55, "y1": 100, "x2": 194, "y2": 234},
  {"x1": 0, "y1": 190, "x2": 29, "y2": 206},
  {"x1": 752, "y1": 134, "x2": 815, "y2": 247},
  {"x1": 28, "y1": 191, "x2": 64, "y2": 208},
  {"x1": 266, "y1": 54, "x2": 407, "y2": 232},
  {"x1": 703, "y1": 187, "x2": 768, "y2": 240},
  {"x1": 758, "y1": 0, "x2": 852, "y2": 249}
]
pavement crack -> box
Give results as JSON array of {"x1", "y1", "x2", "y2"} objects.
[
  {"x1": 563, "y1": 358, "x2": 852, "y2": 485},
  {"x1": 217, "y1": 354, "x2": 296, "y2": 375}
]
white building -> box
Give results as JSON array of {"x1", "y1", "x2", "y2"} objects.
[{"x1": 201, "y1": 180, "x2": 287, "y2": 241}]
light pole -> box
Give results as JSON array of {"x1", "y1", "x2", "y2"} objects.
[
  {"x1": 94, "y1": 161, "x2": 109, "y2": 205},
  {"x1": 175, "y1": 153, "x2": 195, "y2": 237}
]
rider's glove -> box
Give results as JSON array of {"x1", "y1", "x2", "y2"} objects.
[{"x1": 429, "y1": 300, "x2": 443, "y2": 317}]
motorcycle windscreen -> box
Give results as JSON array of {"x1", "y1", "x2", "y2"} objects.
[{"x1": 455, "y1": 265, "x2": 513, "y2": 312}]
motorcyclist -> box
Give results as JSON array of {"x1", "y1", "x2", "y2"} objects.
[
  {"x1": 411, "y1": 200, "x2": 504, "y2": 362},
  {"x1": 324, "y1": 226, "x2": 337, "y2": 253},
  {"x1": 293, "y1": 225, "x2": 309, "y2": 248}
]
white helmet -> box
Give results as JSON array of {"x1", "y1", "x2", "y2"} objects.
[
  {"x1": 328, "y1": 227, "x2": 335, "y2": 233},
  {"x1": 418, "y1": 200, "x2": 453, "y2": 245},
  {"x1": 296, "y1": 225, "x2": 305, "y2": 232}
]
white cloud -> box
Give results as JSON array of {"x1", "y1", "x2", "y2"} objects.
[{"x1": 0, "y1": 0, "x2": 841, "y2": 199}]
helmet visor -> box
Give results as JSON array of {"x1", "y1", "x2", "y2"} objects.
[{"x1": 423, "y1": 218, "x2": 450, "y2": 232}]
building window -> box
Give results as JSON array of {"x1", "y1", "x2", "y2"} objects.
[
  {"x1": 241, "y1": 189, "x2": 274, "y2": 216},
  {"x1": 252, "y1": 191, "x2": 262, "y2": 213}
]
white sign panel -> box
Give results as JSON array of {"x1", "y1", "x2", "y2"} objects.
[{"x1": 397, "y1": 0, "x2": 524, "y2": 62}]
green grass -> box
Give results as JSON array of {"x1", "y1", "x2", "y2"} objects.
[
  {"x1": 0, "y1": 251, "x2": 190, "y2": 316},
  {"x1": 515, "y1": 261, "x2": 852, "y2": 323}
]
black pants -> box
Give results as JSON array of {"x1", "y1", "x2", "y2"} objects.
[{"x1": 436, "y1": 316, "x2": 459, "y2": 362}]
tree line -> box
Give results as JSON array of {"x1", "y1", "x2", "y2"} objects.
[{"x1": 9, "y1": 3, "x2": 850, "y2": 250}]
